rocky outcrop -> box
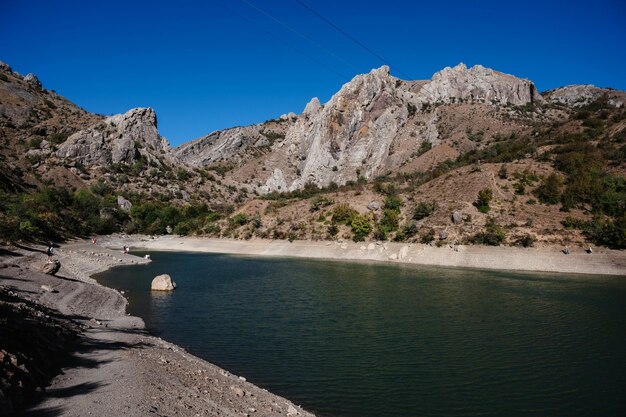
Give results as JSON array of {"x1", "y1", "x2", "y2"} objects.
[
  {"x1": 545, "y1": 84, "x2": 624, "y2": 108},
  {"x1": 176, "y1": 63, "x2": 550, "y2": 192},
  {"x1": 151, "y1": 274, "x2": 176, "y2": 291},
  {"x1": 417, "y1": 63, "x2": 544, "y2": 105},
  {"x1": 302, "y1": 97, "x2": 321, "y2": 116},
  {"x1": 56, "y1": 107, "x2": 170, "y2": 167},
  {"x1": 284, "y1": 66, "x2": 409, "y2": 190},
  {"x1": 41, "y1": 261, "x2": 61, "y2": 276},
  {"x1": 23, "y1": 73, "x2": 42, "y2": 89},
  {"x1": 117, "y1": 196, "x2": 132, "y2": 212}
]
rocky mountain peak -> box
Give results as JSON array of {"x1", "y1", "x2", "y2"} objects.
[
  {"x1": 23, "y1": 73, "x2": 42, "y2": 89},
  {"x1": 302, "y1": 97, "x2": 321, "y2": 116},
  {"x1": 418, "y1": 62, "x2": 544, "y2": 106}
]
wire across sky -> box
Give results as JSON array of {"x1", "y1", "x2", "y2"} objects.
[{"x1": 1, "y1": 0, "x2": 624, "y2": 145}]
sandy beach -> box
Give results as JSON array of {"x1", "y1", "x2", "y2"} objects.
[
  {"x1": 1, "y1": 236, "x2": 624, "y2": 416},
  {"x1": 122, "y1": 235, "x2": 626, "y2": 276},
  {"x1": 0, "y1": 241, "x2": 314, "y2": 417}
]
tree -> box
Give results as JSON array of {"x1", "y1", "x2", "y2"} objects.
[
  {"x1": 350, "y1": 213, "x2": 372, "y2": 242},
  {"x1": 534, "y1": 173, "x2": 562, "y2": 204},
  {"x1": 474, "y1": 188, "x2": 493, "y2": 213}
]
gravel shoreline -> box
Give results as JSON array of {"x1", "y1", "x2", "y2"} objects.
[
  {"x1": 0, "y1": 240, "x2": 315, "y2": 417},
  {"x1": 124, "y1": 235, "x2": 626, "y2": 276},
  {"x1": 2, "y1": 235, "x2": 623, "y2": 415}
]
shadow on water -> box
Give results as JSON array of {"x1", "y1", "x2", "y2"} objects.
[{"x1": 93, "y1": 250, "x2": 626, "y2": 417}]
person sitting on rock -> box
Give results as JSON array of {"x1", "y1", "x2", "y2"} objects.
[{"x1": 563, "y1": 246, "x2": 570, "y2": 255}]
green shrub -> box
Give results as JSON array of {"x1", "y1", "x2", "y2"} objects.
[
  {"x1": 310, "y1": 195, "x2": 334, "y2": 212},
  {"x1": 420, "y1": 229, "x2": 435, "y2": 243},
  {"x1": 350, "y1": 213, "x2": 371, "y2": 242},
  {"x1": 176, "y1": 169, "x2": 190, "y2": 181},
  {"x1": 534, "y1": 173, "x2": 562, "y2": 204},
  {"x1": 384, "y1": 195, "x2": 402, "y2": 210},
  {"x1": 595, "y1": 214, "x2": 626, "y2": 249},
  {"x1": 561, "y1": 216, "x2": 587, "y2": 230},
  {"x1": 29, "y1": 136, "x2": 43, "y2": 149},
  {"x1": 413, "y1": 201, "x2": 437, "y2": 220},
  {"x1": 498, "y1": 165, "x2": 508, "y2": 179},
  {"x1": 515, "y1": 234, "x2": 535, "y2": 247},
  {"x1": 331, "y1": 203, "x2": 357, "y2": 225},
  {"x1": 416, "y1": 141, "x2": 432, "y2": 157},
  {"x1": 379, "y1": 209, "x2": 399, "y2": 235},
  {"x1": 233, "y1": 213, "x2": 249, "y2": 226},
  {"x1": 474, "y1": 188, "x2": 493, "y2": 213},
  {"x1": 472, "y1": 219, "x2": 506, "y2": 245},
  {"x1": 394, "y1": 223, "x2": 418, "y2": 242}
]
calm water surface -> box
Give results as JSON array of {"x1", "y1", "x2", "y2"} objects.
[{"x1": 95, "y1": 251, "x2": 626, "y2": 417}]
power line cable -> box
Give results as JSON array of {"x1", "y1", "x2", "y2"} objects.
[
  {"x1": 239, "y1": 0, "x2": 361, "y2": 74},
  {"x1": 293, "y1": 0, "x2": 477, "y2": 131},
  {"x1": 210, "y1": 0, "x2": 350, "y2": 80},
  {"x1": 293, "y1": 0, "x2": 412, "y2": 80}
]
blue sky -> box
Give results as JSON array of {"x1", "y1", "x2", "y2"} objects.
[{"x1": 2, "y1": 0, "x2": 625, "y2": 146}]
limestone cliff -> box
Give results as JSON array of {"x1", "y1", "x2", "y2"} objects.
[
  {"x1": 416, "y1": 63, "x2": 544, "y2": 105},
  {"x1": 57, "y1": 107, "x2": 170, "y2": 167},
  {"x1": 176, "y1": 63, "x2": 547, "y2": 192}
]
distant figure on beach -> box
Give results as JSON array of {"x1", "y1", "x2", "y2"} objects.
[
  {"x1": 563, "y1": 246, "x2": 570, "y2": 255},
  {"x1": 92, "y1": 237, "x2": 97, "y2": 244},
  {"x1": 46, "y1": 244, "x2": 54, "y2": 261},
  {"x1": 122, "y1": 245, "x2": 129, "y2": 254},
  {"x1": 586, "y1": 246, "x2": 593, "y2": 254}
]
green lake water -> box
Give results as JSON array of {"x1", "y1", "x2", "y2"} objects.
[{"x1": 94, "y1": 251, "x2": 626, "y2": 417}]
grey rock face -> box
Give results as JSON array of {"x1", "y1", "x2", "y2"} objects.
[
  {"x1": 452, "y1": 211, "x2": 463, "y2": 224},
  {"x1": 117, "y1": 196, "x2": 132, "y2": 212},
  {"x1": 302, "y1": 97, "x2": 321, "y2": 116},
  {"x1": 286, "y1": 66, "x2": 408, "y2": 190},
  {"x1": 56, "y1": 107, "x2": 169, "y2": 167},
  {"x1": 24, "y1": 73, "x2": 42, "y2": 89},
  {"x1": 174, "y1": 63, "x2": 564, "y2": 192},
  {"x1": 417, "y1": 63, "x2": 544, "y2": 106},
  {"x1": 546, "y1": 84, "x2": 624, "y2": 108}
]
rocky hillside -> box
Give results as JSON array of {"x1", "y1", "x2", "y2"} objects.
[
  {"x1": 1, "y1": 59, "x2": 625, "y2": 248},
  {"x1": 0, "y1": 61, "x2": 235, "y2": 209},
  {"x1": 174, "y1": 63, "x2": 594, "y2": 194}
]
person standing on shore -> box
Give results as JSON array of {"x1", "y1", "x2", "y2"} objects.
[{"x1": 46, "y1": 244, "x2": 54, "y2": 261}]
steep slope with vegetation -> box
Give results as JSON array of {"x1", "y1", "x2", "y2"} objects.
[{"x1": 1, "y1": 60, "x2": 624, "y2": 248}]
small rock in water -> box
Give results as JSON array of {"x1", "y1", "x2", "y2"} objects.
[{"x1": 151, "y1": 274, "x2": 176, "y2": 291}]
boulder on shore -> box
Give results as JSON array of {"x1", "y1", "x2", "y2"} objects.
[
  {"x1": 151, "y1": 274, "x2": 176, "y2": 291},
  {"x1": 42, "y1": 261, "x2": 61, "y2": 276}
]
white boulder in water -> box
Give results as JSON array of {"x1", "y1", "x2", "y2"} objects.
[{"x1": 151, "y1": 274, "x2": 176, "y2": 291}]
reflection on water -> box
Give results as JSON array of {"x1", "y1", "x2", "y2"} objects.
[{"x1": 95, "y1": 252, "x2": 626, "y2": 417}]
